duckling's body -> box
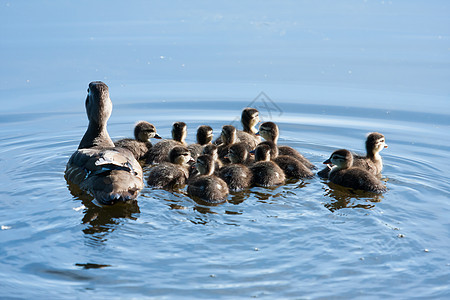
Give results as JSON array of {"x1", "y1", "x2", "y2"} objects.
[
  {"x1": 187, "y1": 125, "x2": 213, "y2": 160},
  {"x1": 318, "y1": 132, "x2": 388, "y2": 178},
  {"x1": 65, "y1": 81, "x2": 143, "y2": 205},
  {"x1": 147, "y1": 146, "x2": 192, "y2": 190},
  {"x1": 258, "y1": 121, "x2": 315, "y2": 170},
  {"x1": 219, "y1": 143, "x2": 253, "y2": 191},
  {"x1": 188, "y1": 155, "x2": 229, "y2": 204},
  {"x1": 215, "y1": 108, "x2": 260, "y2": 149},
  {"x1": 324, "y1": 149, "x2": 386, "y2": 193},
  {"x1": 250, "y1": 144, "x2": 285, "y2": 187},
  {"x1": 114, "y1": 121, "x2": 161, "y2": 161},
  {"x1": 146, "y1": 122, "x2": 187, "y2": 164},
  {"x1": 217, "y1": 125, "x2": 238, "y2": 164}
]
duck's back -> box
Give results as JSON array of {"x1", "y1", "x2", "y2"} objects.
[
  {"x1": 187, "y1": 143, "x2": 203, "y2": 160},
  {"x1": 147, "y1": 162, "x2": 188, "y2": 189},
  {"x1": 188, "y1": 175, "x2": 229, "y2": 204},
  {"x1": 274, "y1": 155, "x2": 314, "y2": 179},
  {"x1": 250, "y1": 161, "x2": 285, "y2": 187},
  {"x1": 147, "y1": 140, "x2": 182, "y2": 164},
  {"x1": 114, "y1": 138, "x2": 152, "y2": 161},
  {"x1": 329, "y1": 167, "x2": 386, "y2": 193},
  {"x1": 352, "y1": 154, "x2": 383, "y2": 176},
  {"x1": 278, "y1": 146, "x2": 316, "y2": 170},
  {"x1": 65, "y1": 147, "x2": 144, "y2": 204},
  {"x1": 219, "y1": 164, "x2": 253, "y2": 191}
]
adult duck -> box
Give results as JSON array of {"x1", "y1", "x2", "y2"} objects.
[{"x1": 65, "y1": 81, "x2": 144, "y2": 205}]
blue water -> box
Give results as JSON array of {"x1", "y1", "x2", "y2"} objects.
[{"x1": 1, "y1": 1, "x2": 449, "y2": 299}]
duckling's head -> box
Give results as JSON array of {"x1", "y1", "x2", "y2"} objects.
[
  {"x1": 197, "y1": 125, "x2": 213, "y2": 145},
  {"x1": 134, "y1": 121, "x2": 161, "y2": 142},
  {"x1": 86, "y1": 81, "x2": 112, "y2": 125},
  {"x1": 202, "y1": 144, "x2": 219, "y2": 161},
  {"x1": 258, "y1": 140, "x2": 279, "y2": 159},
  {"x1": 169, "y1": 146, "x2": 192, "y2": 165},
  {"x1": 227, "y1": 142, "x2": 248, "y2": 164},
  {"x1": 241, "y1": 108, "x2": 260, "y2": 132},
  {"x1": 221, "y1": 125, "x2": 237, "y2": 145},
  {"x1": 172, "y1": 122, "x2": 187, "y2": 143},
  {"x1": 323, "y1": 149, "x2": 353, "y2": 169},
  {"x1": 366, "y1": 132, "x2": 388, "y2": 156},
  {"x1": 257, "y1": 122, "x2": 279, "y2": 143},
  {"x1": 195, "y1": 154, "x2": 215, "y2": 175},
  {"x1": 254, "y1": 144, "x2": 272, "y2": 162}
]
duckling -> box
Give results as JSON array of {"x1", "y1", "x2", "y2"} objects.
[
  {"x1": 219, "y1": 143, "x2": 253, "y2": 191},
  {"x1": 146, "y1": 121, "x2": 187, "y2": 164},
  {"x1": 114, "y1": 121, "x2": 162, "y2": 161},
  {"x1": 257, "y1": 121, "x2": 315, "y2": 170},
  {"x1": 187, "y1": 125, "x2": 213, "y2": 160},
  {"x1": 188, "y1": 154, "x2": 229, "y2": 204},
  {"x1": 217, "y1": 125, "x2": 239, "y2": 164},
  {"x1": 215, "y1": 107, "x2": 261, "y2": 149},
  {"x1": 147, "y1": 146, "x2": 192, "y2": 189},
  {"x1": 317, "y1": 132, "x2": 388, "y2": 178},
  {"x1": 65, "y1": 81, "x2": 143, "y2": 205},
  {"x1": 259, "y1": 141, "x2": 314, "y2": 179},
  {"x1": 249, "y1": 143, "x2": 285, "y2": 187},
  {"x1": 323, "y1": 149, "x2": 386, "y2": 193},
  {"x1": 202, "y1": 144, "x2": 223, "y2": 172}
]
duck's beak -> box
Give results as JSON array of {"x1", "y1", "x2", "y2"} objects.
[
  {"x1": 255, "y1": 132, "x2": 260, "y2": 136},
  {"x1": 323, "y1": 158, "x2": 332, "y2": 164},
  {"x1": 249, "y1": 149, "x2": 255, "y2": 156},
  {"x1": 384, "y1": 144, "x2": 388, "y2": 148},
  {"x1": 188, "y1": 157, "x2": 195, "y2": 163},
  {"x1": 154, "y1": 133, "x2": 162, "y2": 139},
  {"x1": 224, "y1": 154, "x2": 229, "y2": 159}
]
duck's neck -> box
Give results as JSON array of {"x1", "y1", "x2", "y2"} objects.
[
  {"x1": 78, "y1": 121, "x2": 114, "y2": 149},
  {"x1": 242, "y1": 121, "x2": 257, "y2": 134}
]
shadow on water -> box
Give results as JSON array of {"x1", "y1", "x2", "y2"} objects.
[
  {"x1": 321, "y1": 179, "x2": 385, "y2": 212},
  {"x1": 66, "y1": 181, "x2": 140, "y2": 244}
]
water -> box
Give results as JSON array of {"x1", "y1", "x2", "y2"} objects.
[{"x1": 1, "y1": 1, "x2": 450, "y2": 298}]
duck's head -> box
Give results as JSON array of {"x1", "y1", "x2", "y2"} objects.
[
  {"x1": 202, "y1": 144, "x2": 219, "y2": 161},
  {"x1": 257, "y1": 121, "x2": 279, "y2": 143},
  {"x1": 221, "y1": 125, "x2": 237, "y2": 145},
  {"x1": 226, "y1": 142, "x2": 248, "y2": 164},
  {"x1": 258, "y1": 140, "x2": 279, "y2": 159},
  {"x1": 323, "y1": 149, "x2": 353, "y2": 169},
  {"x1": 169, "y1": 146, "x2": 193, "y2": 165},
  {"x1": 241, "y1": 107, "x2": 260, "y2": 132},
  {"x1": 134, "y1": 121, "x2": 161, "y2": 142},
  {"x1": 366, "y1": 132, "x2": 388, "y2": 156},
  {"x1": 172, "y1": 122, "x2": 187, "y2": 143},
  {"x1": 197, "y1": 125, "x2": 213, "y2": 145},
  {"x1": 195, "y1": 154, "x2": 215, "y2": 175},
  {"x1": 254, "y1": 143, "x2": 272, "y2": 162},
  {"x1": 86, "y1": 81, "x2": 112, "y2": 125}
]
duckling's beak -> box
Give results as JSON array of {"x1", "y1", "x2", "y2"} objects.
[
  {"x1": 224, "y1": 154, "x2": 229, "y2": 159},
  {"x1": 323, "y1": 158, "x2": 332, "y2": 165},
  {"x1": 188, "y1": 157, "x2": 195, "y2": 163},
  {"x1": 255, "y1": 132, "x2": 260, "y2": 136},
  {"x1": 154, "y1": 133, "x2": 162, "y2": 139},
  {"x1": 249, "y1": 149, "x2": 255, "y2": 156},
  {"x1": 384, "y1": 144, "x2": 388, "y2": 148}
]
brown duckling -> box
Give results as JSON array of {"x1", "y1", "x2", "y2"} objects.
[
  {"x1": 147, "y1": 146, "x2": 192, "y2": 189},
  {"x1": 188, "y1": 155, "x2": 229, "y2": 204},
  {"x1": 259, "y1": 141, "x2": 314, "y2": 179},
  {"x1": 215, "y1": 107, "x2": 261, "y2": 149},
  {"x1": 317, "y1": 132, "x2": 388, "y2": 178},
  {"x1": 217, "y1": 125, "x2": 239, "y2": 164},
  {"x1": 249, "y1": 143, "x2": 285, "y2": 187},
  {"x1": 65, "y1": 81, "x2": 143, "y2": 205},
  {"x1": 187, "y1": 125, "x2": 213, "y2": 160},
  {"x1": 257, "y1": 121, "x2": 315, "y2": 170},
  {"x1": 219, "y1": 143, "x2": 253, "y2": 191},
  {"x1": 323, "y1": 149, "x2": 386, "y2": 193},
  {"x1": 146, "y1": 121, "x2": 187, "y2": 164},
  {"x1": 114, "y1": 121, "x2": 162, "y2": 161}
]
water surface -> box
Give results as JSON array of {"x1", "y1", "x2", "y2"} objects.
[{"x1": 1, "y1": 1, "x2": 449, "y2": 299}]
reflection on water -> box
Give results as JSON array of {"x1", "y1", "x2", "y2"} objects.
[{"x1": 67, "y1": 181, "x2": 140, "y2": 245}]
